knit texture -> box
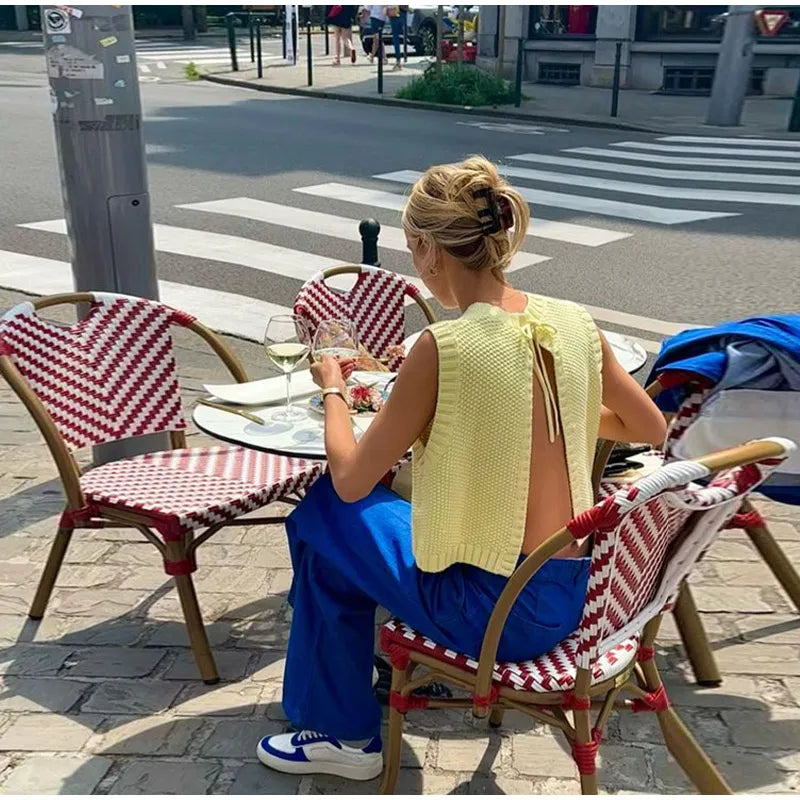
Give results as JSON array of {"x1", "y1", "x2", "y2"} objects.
[{"x1": 411, "y1": 294, "x2": 602, "y2": 577}]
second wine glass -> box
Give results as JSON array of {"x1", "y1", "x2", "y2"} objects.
[
  {"x1": 312, "y1": 318, "x2": 359, "y2": 363},
  {"x1": 264, "y1": 314, "x2": 311, "y2": 422}
]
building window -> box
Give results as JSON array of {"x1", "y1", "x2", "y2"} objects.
[
  {"x1": 661, "y1": 66, "x2": 766, "y2": 95},
  {"x1": 538, "y1": 62, "x2": 582, "y2": 84},
  {"x1": 636, "y1": 5, "x2": 727, "y2": 41},
  {"x1": 528, "y1": 6, "x2": 597, "y2": 39}
]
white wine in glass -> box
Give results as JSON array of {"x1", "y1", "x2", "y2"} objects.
[{"x1": 264, "y1": 315, "x2": 311, "y2": 422}]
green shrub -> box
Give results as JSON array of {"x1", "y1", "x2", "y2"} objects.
[
  {"x1": 396, "y1": 63, "x2": 515, "y2": 107},
  {"x1": 184, "y1": 62, "x2": 201, "y2": 81}
]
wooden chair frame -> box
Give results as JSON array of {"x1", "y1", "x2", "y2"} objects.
[
  {"x1": 592, "y1": 378, "x2": 800, "y2": 686},
  {"x1": 380, "y1": 439, "x2": 789, "y2": 795},
  {"x1": 0, "y1": 293, "x2": 304, "y2": 685}
]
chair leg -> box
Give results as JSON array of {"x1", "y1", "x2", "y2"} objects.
[
  {"x1": 29, "y1": 523, "x2": 73, "y2": 620},
  {"x1": 379, "y1": 665, "x2": 413, "y2": 795},
  {"x1": 489, "y1": 708, "x2": 504, "y2": 729},
  {"x1": 742, "y1": 506, "x2": 800, "y2": 612},
  {"x1": 672, "y1": 581, "x2": 722, "y2": 687},
  {"x1": 656, "y1": 706, "x2": 730, "y2": 793},
  {"x1": 571, "y1": 697, "x2": 598, "y2": 795},
  {"x1": 174, "y1": 573, "x2": 219, "y2": 685}
]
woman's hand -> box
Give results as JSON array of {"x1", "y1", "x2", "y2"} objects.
[{"x1": 310, "y1": 356, "x2": 354, "y2": 393}]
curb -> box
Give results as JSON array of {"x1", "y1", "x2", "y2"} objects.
[{"x1": 202, "y1": 72, "x2": 661, "y2": 134}]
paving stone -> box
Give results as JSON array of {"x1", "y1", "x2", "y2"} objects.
[
  {"x1": 144, "y1": 619, "x2": 232, "y2": 648},
  {"x1": 436, "y1": 733, "x2": 503, "y2": 773},
  {"x1": 0, "y1": 561, "x2": 40, "y2": 586},
  {"x1": 62, "y1": 541, "x2": 115, "y2": 563},
  {"x1": 226, "y1": 762, "x2": 301, "y2": 795},
  {"x1": 0, "y1": 587, "x2": 34, "y2": 615},
  {"x1": 0, "y1": 712, "x2": 102, "y2": 751},
  {"x1": 530, "y1": 776, "x2": 582, "y2": 794},
  {"x1": 266, "y1": 569, "x2": 293, "y2": 596},
  {"x1": 230, "y1": 619, "x2": 289, "y2": 647},
  {"x1": 0, "y1": 755, "x2": 112, "y2": 794},
  {"x1": 55, "y1": 565, "x2": 124, "y2": 588},
  {"x1": 511, "y1": 732, "x2": 576, "y2": 778},
  {"x1": 191, "y1": 544, "x2": 258, "y2": 567},
  {"x1": 173, "y1": 681, "x2": 263, "y2": 716},
  {"x1": 0, "y1": 677, "x2": 88, "y2": 712},
  {"x1": 721, "y1": 708, "x2": 800, "y2": 749},
  {"x1": 785, "y1": 678, "x2": 800, "y2": 705},
  {"x1": 662, "y1": 674, "x2": 766, "y2": 709},
  {"x1": 0, "y1": 644, "x2": 72, "y2": 676},
  {"x1": 62, "y1": 646, "x2": 166, "y2": 678},
  {"x1": 396, "y1": 769, "x2": 463, "y2": 794},
  {"x1": 108, "y1": 760, "x2": 220, "y2": 794},
  {"x1": 734, "y1": 614, "x2": 800, "y2": 644},
  {"x1": 104, "y1": 542, "x2": 164, "y2": 567},
  {"x1": 652, "y1": 744, "x2": 793, "y2": 794},
  {"x1": 704, "y1": 539, "x2": 758, "y2": 561},
  {"x1": 201, "y1": 718, "x2": 283, "y2": 758},
  {"x1": 712, "y1": 561, "x2": 783, "y2": 587},
  {"x1": 146, "y1": 592, "x2": 231, "y2": 623},
  {"x1": 164, "y1": 648, "x2": 252, "y2": 681},
  {"x1": 308, "y1": 773, "x2": 383, "y2": 794},
  {"x1": 691, "y1": 586, "x2": 776, "y2": 614},
  {"x1": 656, "y1": 611, "x2": 727, "y2": 642},
  {"x1": 763, "y1": 520, "x2": 800, "y2": 541},
  {"x1": 55, "y1": 616, "x2": 145, "y2": 647},
  {"x1": 618, "y1": 706, "x2": 730, "y2": 747},
  {"x1": 596, "y1": 744, "x2": 652, "y2": 792},
  {"x1": 193, "y1": 567, "x2": 270, "y2": 595},
  {"x1": 0, "y1": 536, "x2": 42, "y2": 562},
  {"x1": 466, "y1": 774, "x2": 536, "y2": 794},
  {"x1": 82, "y1": 680, "x2": 183, "y2": 714},
  {"x1": 400, "y1": 732, "x2": 430, "y2": 769},
  {"x1": 51, "y1": 588, "x2": 150, "y2": 617},
  {"x1": 712, "y1": 643, "x2": 800, "y2": 675},
  {"x1": 97, "y1": 715, "x2": 204, "y2": 756},
  {"x1": 250, "y1": 653, "x2": 286, "y2": 682}
]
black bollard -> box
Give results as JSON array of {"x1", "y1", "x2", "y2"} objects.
[
  {"x1": 611, "y1": 41, "x2": 622, "y2": 118},
  {"x1": 514, "y1": 37, "x2": 524, "y2": 108},
  {"x1": 249, "y1": 13, "x2": 255, "y2": 62},
  {"x1": 226, "y1": 12, "x2": 238, "y2": 72},
  {"x1": 306, "y1": 21, "x2": 313, "y2": 86},
  {"x1": 403, "y1": 12, "x2": 408, "y2": 62},
  {"x1": 377, "y1": 40, "x2": 384, "y2": 94},
  {"x1": 325, "y1": 21, "x2": 330, "y2": 55},
  {"x1": 256, "y1": 16, "x2": 263, "y2": 78},
  {"x1": 789, "y1": 70, "x2": 800, "y2": 132},
  {"x1": 359, "y1": 219, "x2": 381, "y2": 267}
]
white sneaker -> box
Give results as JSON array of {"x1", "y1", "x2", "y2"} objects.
[{"x1": 257, "y1": 730, "x2": 383, "y2": 780}]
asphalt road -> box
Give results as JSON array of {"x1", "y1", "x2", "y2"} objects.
[{"x1": 1, "y1": 37, "x2": 799, "y2": 366}]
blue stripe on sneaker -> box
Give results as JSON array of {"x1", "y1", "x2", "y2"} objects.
[{"x1": 259, "y1": 736, "x2": 310, "y2": 763}]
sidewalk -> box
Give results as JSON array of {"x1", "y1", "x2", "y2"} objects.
[
  {"x1": 204, "y1": 47, "x2": 800, "y2": 137},
  {"x1": 0, "y1": 285, "x2": 798, "y2": 793}
]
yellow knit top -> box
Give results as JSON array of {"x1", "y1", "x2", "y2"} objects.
[{"x1": 411, "y1": 293, "x2": 602, "y2": 577}]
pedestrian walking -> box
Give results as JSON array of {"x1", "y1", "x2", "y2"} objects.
[
  {"x1": 366, "y1": 4, "x2": 388, "y2": 64},
  {"x1": 327, "y1": 5, "x2": 359, "y2": 65},
  {"x1": 388, "y1": 5, "x2": 408, "y2": 70}
]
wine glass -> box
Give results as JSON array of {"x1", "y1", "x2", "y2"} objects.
[
  {"x1": 264, "y1": 314, "x2": 311, "y2": 422},
  {"x1": 312, "y1": 318, "x2": 359, "y2": 363}
]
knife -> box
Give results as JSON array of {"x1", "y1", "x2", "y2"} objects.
[{"x1": 196, "y1": 398, "x2": 265, "y2": 425}]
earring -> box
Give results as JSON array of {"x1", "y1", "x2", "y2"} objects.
[{"x1": 428, "y1": 266, "x2": 439, "y2": 278}]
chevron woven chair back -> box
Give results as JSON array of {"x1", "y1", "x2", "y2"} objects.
[
  {"x1": 293, "y1": 267, "x2": 425, "y2": 371},
  {"x1": 0, "y1": 293, "x2": 194, "y2": 451},
  {"x1": 662, "y1": 387, "x2": 712, "y2": 460},
  {"x1": 569, "y1": 448, "x2": 788, "y2": 670}
]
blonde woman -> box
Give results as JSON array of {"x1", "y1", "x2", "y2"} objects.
[{"x1": 257, "y1": 157, "x2": 667, "y2": 780}]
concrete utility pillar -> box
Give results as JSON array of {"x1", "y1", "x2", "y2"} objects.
[{"x1": 591, "y1": 5, "x2": 635, "y2": 88}]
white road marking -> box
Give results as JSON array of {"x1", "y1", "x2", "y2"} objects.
[
  {"x1": 508, "y1": 152, "x2": 800, "y2": 187},
  {"x1": 138, "y1": 63, "x2": 151, "y2": 73},
  {"x1": 177, "y1": 197, "x2": 550, "y2": 271},
  {"x1": 565, "y1": 146, "x2": 800, "y2": 172},
  {"x1": 610, "y1": 141, "x2": 800, "y2": 158},
  {"x1": 494, "y1": 163, "x2": 800, "y2": 207},
  {"x1": 295, "y1": 182, "x2": 632, "y2": 246},
  {"x1": 375, "y1": 170, "x2": 737, "y2": 225},
  {"x1": 18, "y1": 219, "x2": 432, "y2": 301},
  {"x1": 456, "y1": 121, "x2": 569, "y2": 135},
  {"x1": 0, "y1": 250, "x2": 290, "y2": 342},
  {"x1": 659, "y1": 136, "x2": 800, "y2": 147},
  {"x1": 156, "y1": 61, "x2": 167, "y2": 70}
]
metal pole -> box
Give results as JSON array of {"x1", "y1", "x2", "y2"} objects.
[
  {"x1": 496, "y1": 4, "x2": 506, "y2": 77},
  {"x1": 789, "y1": 71, "x2": 800, "y2": 132},
  {"x1": 249, "y1": 12, "x2": 255, "y2": 62},
  {"x1": 403, "y1": 9, "x2": 408, "y2": 62},
  {"x1": 324, "y1": 21, "x2": 329, "y2": 55},
  {"x1": 195, "y1": 5, "x2": 208, "y2": 33},
  {"x1": 706, "y1": 6, "x2": 758, "y2": 126},
  {"x1": 359, "y1": 219, "x2": 381, "y2": 267},
  {"x1": 306, "y1": 20, "x2": 313, "y2": 86},
  {"x1": 226, "y1": 12, "x2": 238, "y2": 71},
  {"x1": 435, "y1": 5, "x2": 443, "y2": 76},
  {"x1": 256, "y1": 17, "x2": 263, "y2": 78},
  {"x1": 610, "y1": 41, "x2": 622, "y2": 117},
  {"x1": 377, "y1": 38, "x2": 383, "y2": 93},
  {"x1": 514, "y1": 37, "x2": 523, "y2": 107},
  {"x1": 292, "y1": 8, "x2": 298, "y2": 65},
  {"x1": 282, "y1": 9, "x2": 287, "y2": 59},
  {"x1": 42, "y1": 4, "x2": 166, "y2": 464},
  {"x1": 457, "y1": 9, "x2": 464, "y2": 65}
]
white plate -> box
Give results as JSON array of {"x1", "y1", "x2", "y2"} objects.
[{"x1": 203, "y1": 370, "x2": 318, "y2": 406}]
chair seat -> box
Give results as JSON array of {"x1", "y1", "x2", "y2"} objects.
[
  {"x1": 381, "y1": 618, "x2": 639, "y2": 693},
  {"x1": 81, "y1": 445, "x2": 323, "y2": 539}
]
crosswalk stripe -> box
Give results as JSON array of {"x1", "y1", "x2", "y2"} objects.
[
  {"x1": 157, "y1": 61, "x2": 167, "y2": 69},
  {"x1": 138, "y1": 52, "x2": 231, "y2": 61},
  {"x1": 374, "y1": 170, "x2": 737, "y2": 225},
  {"x1": 610, "y1": 141, "x2": 800, "y2": 158},
  {"x1": 18, "y1": 219, "x2": 433, "y2": 301},
  {"x1": 139, "y1": 63, "x2": 151, "y2": 73},
  {"x1": 564, "y1": 146, "x2": 800, "y2": 172},
  {"x1": 0, "y1": 250, "x2": 290, "y2": 341},
  {"x1": 659, "y1": 136, "x2": 799, "y2": 147},
  {"x1": 177, "y1": 197, "x2": 549, "y2": 271},
  {"x1": 508, "y1": 153, "x2": 800, "y2": 187},
  {"x1": 494, "y1": 163, "x2": 800, "y2": 208},
  {"x1": 295, "y1": 182, "x2": 632, "y2": 246}
]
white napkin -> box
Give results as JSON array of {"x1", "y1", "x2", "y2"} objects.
[{"x1": 203, "y1": 370, "x2": 319, "y2": 406}]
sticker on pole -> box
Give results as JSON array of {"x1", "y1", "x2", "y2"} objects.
[
  {"x1": 44, "y1": 7, "x2": 71, "y2": 35},
  {"x1": 754, "y1": 9, "x2": 789, "y2": 36}
]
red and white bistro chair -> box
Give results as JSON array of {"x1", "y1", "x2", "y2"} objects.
[
  {"x1": 594, "y1": 375, "x2": 800, "y2": 686},
  {"x1": 0, "y1": 292, "x2": 324, "y2": 684},
  {"x1": 293, "y1": 264, "x2": 436, "y2": 370},
  {"x1": 378, "y1": 437, "x2": 795, "y2": 794}
]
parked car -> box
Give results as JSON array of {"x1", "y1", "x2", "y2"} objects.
[{"x1": 358, "y1": 5, "x2": 478, "y2": 57}]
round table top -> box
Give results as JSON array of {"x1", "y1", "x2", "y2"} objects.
[{"x1": 193, "y1": 330, "x2": 649, "y2": 459}]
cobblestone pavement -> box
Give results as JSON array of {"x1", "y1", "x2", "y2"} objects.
[{"x1": 0, "y1": 287, "x2": 798, "y2": 794}]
